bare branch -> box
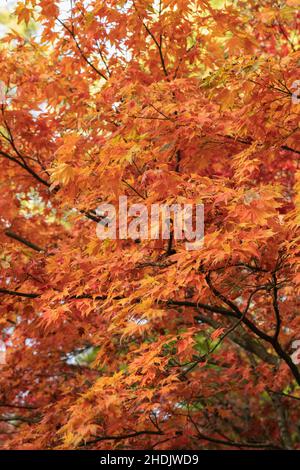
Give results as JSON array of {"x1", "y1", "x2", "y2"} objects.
[{"x1": 4, "y1": 230, "x2": 45, "y2": 253}]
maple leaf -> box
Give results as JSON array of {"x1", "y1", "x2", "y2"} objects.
[
  {"x1": 49, "y1": 163, "x2": 76, "y2": 187},
  {"x1": 211, "y1": 328, "x2": 225, "y2": 342}
]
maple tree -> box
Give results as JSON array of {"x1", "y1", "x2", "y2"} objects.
[{"x1": 0, "y1": 0, "x2": 300, "y2": 451}]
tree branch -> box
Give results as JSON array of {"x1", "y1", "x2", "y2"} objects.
[
  {"x1": 81, "y1": 429, "x2": 163, "y2": 446},
  {"x1": 0, "y1": 289, "x2": 39, "y2": 299},
  {"x1": 4, "y1": 230, "x2": 44, "y2": 253},
  {"x1": 56, "y1": 18, "x2": 108, "y2": 81},
  {"x1": 188, "y1": 414, "x2": 281, "y2": 449},
  {"x1": 0, "y1": 149, "x2": 50, "y2": 187}
]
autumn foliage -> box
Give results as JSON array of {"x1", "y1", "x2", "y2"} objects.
[{"x1": 0, "y1": 0, "x2": 300, "y2": 450}]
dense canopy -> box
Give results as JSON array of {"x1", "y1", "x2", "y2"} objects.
[{"x1": 0, "y1": 0, "x2": 300, "y2": 450}]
